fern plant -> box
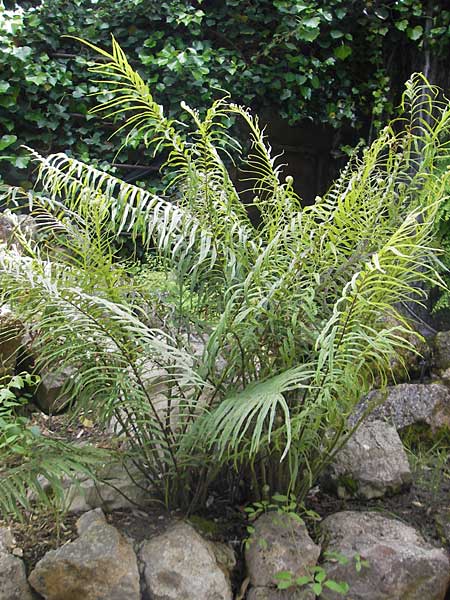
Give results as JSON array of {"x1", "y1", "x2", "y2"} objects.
[
  {"x1": 0, "y1": 38, "x2": 449, "y2": 512},
  {"x1": 0, "y1": 372, "x2": 107, "y2": 518}
]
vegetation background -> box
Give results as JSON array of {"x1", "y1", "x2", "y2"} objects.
[{"x1": 1, "y1": 0, "x2": 450, "y2": 195}]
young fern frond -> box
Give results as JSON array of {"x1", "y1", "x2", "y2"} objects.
[{"x1": 0, "y1": 439, "x2": 108, "y2": 519}]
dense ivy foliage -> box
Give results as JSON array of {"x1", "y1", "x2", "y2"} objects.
[{"x1": 1, "y1": 0, "x2": 450, "y2": 180}]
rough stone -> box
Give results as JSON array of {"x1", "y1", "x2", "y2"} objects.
[
  {"x1": 0, "y1": 551, "x2": 34, "y2": 600},
  {"x1": 212, "y1": 541, "x2": 237, "y2": 578},
  {"x1": 64, "y1": 461, "x2": 150, "y2": 513},
  {"x1": 247, "y1": 587, "x2": 315, "y2": 600},
  {"x1": 325, "y1": 420, "x2": 412, "y2": 499},
  {"x1": 139, "y1": 520, "x2": 232, "y2": 600},
  {"x1": 34, "y1": 366, "x2": 74, "y2": 414},
  {"x1": 434, "y1": 508, "x2": 450, "y2": 546},
  {"x1": 319, "y1": 511, "x2": 450, "y2": 600},
  {"x1": 28, "y1": 509, "x2": 140, "y2": 600},
  {"x1": 245, "y1": 512, "x2": 320, "y2": 589},
  {"x1": 352, "y1": 383, "x2": 450, "y2": 433},
  {"x1": 76, "y1": 507, "x2": 107, "y2": 535},
  {"x1": 0, "y1": 527, "x2": 15, "y2": 552},
  {"x1": 383, "y1": 316, "x2": 429, "y2": 384},
  {"x1": 0, "y1": 305, "x2": 21, "y2": 378},
  {"x1": 433, "y1": 331, "x2": 450, "y2": 374}
]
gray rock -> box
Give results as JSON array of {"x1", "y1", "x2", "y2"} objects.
[
  {"x1": 434, "y1": 508, "x2": 450, "y2": 546},
  {"x1": 0, "y1": 305, "x2": 21, "y2": 378},
  {"x1": 319, "y1": 511, "x2": 450, "y2": 600},
  {"x1": 326, "y1": 420, "x2": 411, "y2": 499},
  {"x1": 0, "y1": 551, "x2": 34, "y2": 600},
  {"x1": 35, "y1": 366, "x2": 74, "y2": 414},
  {"x1": 433, "y1": 331, "x2": 450, "y2": 374},
  {"x1": 139, "y1": 520, "x2": 232, "y2": 600},
  {"x1": 383, "y1": 316, "x2": 429, "y2": 384},
  {"x1": 76, "y1": 507, "x2": 107, "y2": 535},
  {"x1": 0, "y1": 527, "x2": 15, "y2": 553},
  {"x1": 247, "y1": 587, "x2": 315, "y2": 600},
  {"x1": 28, "y1": 509, "x2": 140, "y2": 600},
  {"x1": 0, "y1": 211, "x2": 35, "y2": 253},
  {"x1": 245, "y1": 512, "x2": 321, "y2": 589},
  {"x1": 30, "y1": 460, "x2": 150, "y2": 514},
  {"x1": 352, "y1": 383, "x2": 450, "y2": 433},
  {"x1": 65, "y1": 461, "x2": 150, "y2": 513},
  {"x1": 212, "y1": 541, "x2": 237, "y2": 578}
]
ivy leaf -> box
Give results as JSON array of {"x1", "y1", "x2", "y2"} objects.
[
  {"x1": 12, "y1": 156, "x2": 31, "y2": 169},
  {"x1": 0, "y1": 135, "x2": 17, "y2": 151},
  {"x1": 303, "y1": 16, "x2": 321, "y2": 28},
  {"x1": 334, "y1": 45, "x2": 352, "y2": 60},
  {"x1": 26, "y1": 74, "x2": 47, "y2": 86},
  {"x1": 408, "y1": 25, "x2": 423, "y2": 41},
  {"x1": 12, "y1": 46, "x2": 32, "y2": 61},
  {"x1": 395, "y1": 19, "x2": 408, "y2": 31}
]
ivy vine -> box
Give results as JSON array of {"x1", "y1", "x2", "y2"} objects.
[{"x1": 1, "y1": 0, "x2": 449, "y2": 182}]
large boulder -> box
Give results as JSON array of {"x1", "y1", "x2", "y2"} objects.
[
  {"x1": 245, "y1": 512, "x2": 321, "y2": 589},
  {"x1": 28, "y1": 508, "x2": 140, "y2": 600},
  {"x1": 319, "y1": 511, "x2": 450, "y2": 600},
  {"x1": 0, "y1": 305, "x2": 21, "y2": 378},
  {"x1": 352, "y1": 383, "x2": 450, "y2": 434},
  {"x1": 325, "y1": 420, "x2": 412, "y2": 499},
  {"x1": 139, "y1": 520, "x2": 233, "y2": 600}
]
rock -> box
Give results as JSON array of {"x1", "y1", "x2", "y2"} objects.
[
  {"x1": 319, "y1": 511, "x2": 450, "y2": 600},
  {"x1": 0, "y1": 527, "x2": 15, "y2": 552},
  {"x1": 434, "y1": 508, "x2": 450, "y2": 546},
  {"x1": 64, "y1": 460, "x2": 150, "y2": 513},
  {"x1": 0, "y1": 211, "x2": 36, "y2": 257},
  {"x1": 433, "y1": 331, "x2": 450, "y2": 375},
  {"x1": 76, "y1": 507, "x2": 107, "y2": 534},
  {"x1": 28, "y1": 508, "x2": 140, "y2": 600},
  {"x1": 30, "y1": 460, "x2": 150, "y2": 513},
  {"x1": 139, "y1": 520, "x2": 232, "y2": 600},
  {"x1": 212, "y1": 541, "x2": 237, "y2": 578},
  {"x1": 34, "y1": 366, "x2": 74, "y2": 414},
  {"x1": 352, "y1": 383, "x2": 450, "y2": 434},
  {"x1": 325, "y1": 420, "x2": 411, "y2": 499},
  {"x1": 383, "y1": 316, "x2": 429, "y2": 384},
  {"x1": 0, "y1": 305, "x2": 21, "y2": 377},
  {"x1": 247, "y1": 587, "x2": 315, "y2": 599},
  {"x1": 245, "y1": 512, "x2": 320, "y2": 589},
  {"x1": 0, "y1": 551, "x2": 34, "y2": 600}
]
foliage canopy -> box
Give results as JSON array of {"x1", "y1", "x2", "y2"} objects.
[{"x1": 1, "y1": 0, "x2": 450, "y2": 178}]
